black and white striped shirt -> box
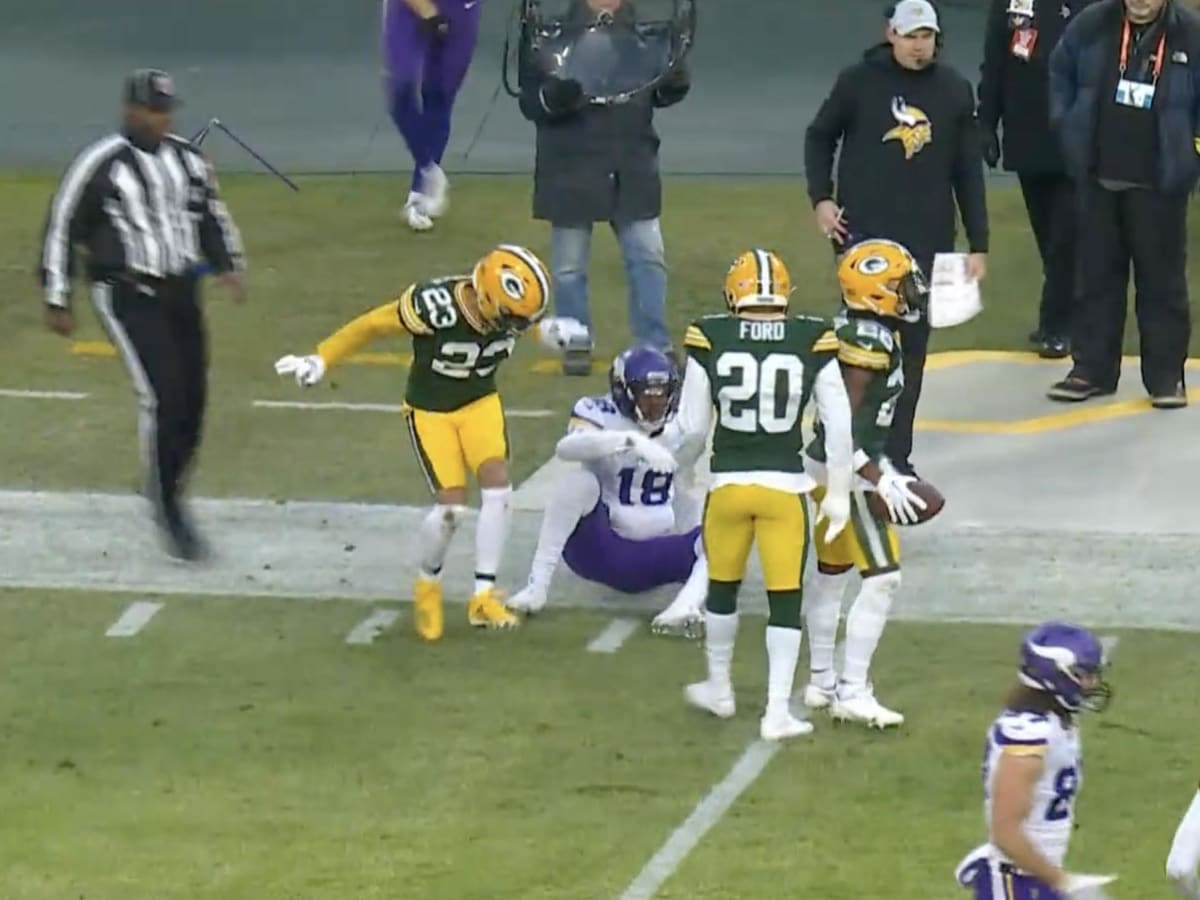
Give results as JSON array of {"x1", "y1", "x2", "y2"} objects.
[{"x1": 38, "y1": 130, "x2": 245, "y2": 308}]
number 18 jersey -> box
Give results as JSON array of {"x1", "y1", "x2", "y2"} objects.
[
  {"x1": 981, "y1": 710, "x2": 1082, "y2": 868},
  {"x1": 683, "y1": 313, "x2": 838, "y2": 476},
  {"x1": 397, "y1": 275, "x2": 517, "y2": 413}
]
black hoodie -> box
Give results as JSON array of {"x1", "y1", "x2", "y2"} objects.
[{"x1": 804, "y1": 44, "x2": 989, "y2": 261}]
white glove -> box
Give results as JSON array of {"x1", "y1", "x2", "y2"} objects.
[
  {"x1": 539, "y1": 317, "x2": 591, "y2": 349},
  {"x1": 817, "y1": 489, "x2": 850, "y2": 542},
  {"x1": 875, "y1": 465, "x2": 927, "y2": 525},
  {"x1": 274, "y1": 353, "x2": 326, "y2": 387},
  {"x1": 1059, "y1": 873, "x2": 1117, "y2": 898},
  {"x1": 626, "y1": 432, "x2": 677, "y2": 472}
]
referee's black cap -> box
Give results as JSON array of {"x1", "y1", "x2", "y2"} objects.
[{"x1": 124, "y1": 68, "x2": 180, "y2": 112}]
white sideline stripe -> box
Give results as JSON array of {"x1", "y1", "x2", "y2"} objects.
[
  {"x1": 1100, "y1": 634, "x2": 1120, "y2": 660},
  {"x1": 619, "y1": 740, "x2": 780, "y2": 900},
  {"x1": 346, "y1": 608, "x2": 401, "y2": 645},
  {"x1": 105, "y1": 600, "x2": 164, "y2": 637},
  {"x1": 0, "y1": 388, "x2": 89, "y2": 400},
  {"x1": 252, "y1": 399, "x2": 552, "y2": 417},
  {"x1": 512, "y1": 455, "x2": 576, "y2": 510},
  {"x1": 587, "y1": 617, "x2": 639, "y2": 653}
]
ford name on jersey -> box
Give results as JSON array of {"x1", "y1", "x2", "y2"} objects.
[{"x1": 570, "y1": 394, "x2": 677, "y2": 540}]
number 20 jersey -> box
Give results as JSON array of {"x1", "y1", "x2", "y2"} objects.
[
  {"x1": 397, "y1": 275, "x2": 517, "y2": 413},
  {"x1": 569, "y1": 394, "x2": 677, "y2": 540},
  {"x1": 683, "y1": 313, "x2": 838, "y2": 476},
  {"x1": 981, "y1": 710, "x2": 1082, "y2": 867}
]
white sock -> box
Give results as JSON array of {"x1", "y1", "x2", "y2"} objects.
[
  {"x1": 704, "y1": 610, "x2": 738, "y2": 696},
  {"x1": 842, "y1": 571, "x2": 901, "y2": 688},
  {"x1": 474, "y1": 486, "x2": 512, "y2": 595},
  {"x1": 805, "y1": 570, "x2": 847, "y2": 689},
  {"x1": 671, "y1": 487, "x2": 704, "y2": 532},
  {"x1": 765, "y1": 625, "x2": 802, "y2": 718},
  {"x1": 1167, "y1": 789, "x2": 1200, "y2": 896},
  {"x1": 418, "y1": 504, "x2": 464, "y2": 580},
  {"x1": 525, "y1": 468, "x2": 599, "y2": 593},
  {"x1": 671, "y1": 546, "x2": 708, "y2": 610}
]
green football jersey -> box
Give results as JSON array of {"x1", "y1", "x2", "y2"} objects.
[
  {"x1": 807, "y1": 313, "x2": 905, "y2": 465},
  {"x1": 683, "y1": 313, "x2": 839, "y2": 474},
  {"x1": 399, "y1": 275, "x2": 517, "y2": 413}
]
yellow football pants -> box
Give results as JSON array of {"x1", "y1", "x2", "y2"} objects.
[
  {"x1": 812, "y1": 484, "x2": 901, "y2": 575},
  {"x1": 702, "y1": 484, "x2": 810, "y2": 591},
  {"x1": 404, "y1": 393, "x2": 509, "y2": 492}
]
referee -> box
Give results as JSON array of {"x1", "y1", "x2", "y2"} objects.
[{"x1": 37, "y1": 69, "x2": 246, "y2": 561}]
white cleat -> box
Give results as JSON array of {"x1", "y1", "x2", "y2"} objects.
[
  {"x1": 684, "y1": 680, "x2": 736, "y2": 719},
  {"x1": 419, "y1": 163, "x2": 449, "y2": 218},
  {"x1": 760, "y1": 710, "x2": 815, "y2": 741},
  {"x1": 651, "y1": 599, "x2": 704, "y2": 639},
  {"x1": 506, "y1": 584, "x2": 548, "y2": 616},
  {"x1": 403, "y1": 193, "x2": 434, "y2": 232},
  {"x1": 830, "y1": 685, "x2": 905, "y2": 729},
  {"x1": 803, "y1": 682, "x2": 836, "y2": 710}
]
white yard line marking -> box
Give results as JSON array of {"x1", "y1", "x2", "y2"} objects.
[
  {"x1": 0, "y1": 389, "x2": 89, "y2": 400},
  {"x1": 253, "y1": 399, "x2": 552, "y2": 418},
  {"x1": 345, "y1": 608, "x2": 401, "y2": 645},
  {"x1": 619, "y1": 740, "x2": 781, "y2": 900},
  {"x1": 587, "y1": 617, "x2": 640, "y2": 653},
  {"x1": 105, "y1": 600, "x2": 164, "y2": 637}
]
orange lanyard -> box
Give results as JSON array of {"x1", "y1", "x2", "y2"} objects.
[{"x1": 1118, "y1": 18, "x2": 1167, "y2": 84}]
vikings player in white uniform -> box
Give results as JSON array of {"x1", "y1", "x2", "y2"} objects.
[
  {"x1": 1168, "y1": 779, "x2": 1200, "y2": 898},
  {"x1": 956, "y1": 622, "x2": 1117, "y2": 900},
  {"x1": 507, "y1": 346, "x2": 708, "y2": 633}
]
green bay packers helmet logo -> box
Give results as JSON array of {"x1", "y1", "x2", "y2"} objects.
[
  {"x1": 856, "y1": 254, "x2": 892, "y2": 276},
  {"x1": 500, "y1": 270, "x2": 526, "y2": 300},
  {"x1": 882, "y1": 96, "x2": 933, "y2": 160}
]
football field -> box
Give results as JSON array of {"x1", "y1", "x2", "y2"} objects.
[{"x1": 4, "y1": 173, "x2": 1200, "y2": 898}]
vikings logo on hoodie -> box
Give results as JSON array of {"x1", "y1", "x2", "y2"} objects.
[{"x1": 882, "y1": 97, "x2": 933, "y2": 160}]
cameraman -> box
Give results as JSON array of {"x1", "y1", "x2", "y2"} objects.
[{"x1": 519, "y1": 0, "x2": 690, "y2": 375}]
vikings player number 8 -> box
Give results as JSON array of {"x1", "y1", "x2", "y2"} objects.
[
  {"x1": 715, "y1": 351, "x2": 805, "y2": 434},
  {"x1": 617, "y1": 468, "x2": 673, "y2": 506}
]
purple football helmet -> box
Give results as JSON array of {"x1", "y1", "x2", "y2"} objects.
[
  {"x1": 609, "y1": 345, "x2": 680, "y2": 433},
  {"x1": 1017, "y1": 621, "x2": 1112, "y2": 713}
]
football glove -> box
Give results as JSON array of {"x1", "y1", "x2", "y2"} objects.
[
  {"x1": 274, "y1": 353, "x2": 326, "y2": 387},
  {"x1": 817, "y1": 489, "x2": 850, "y2": 542},
  {"x1": 626, "y1": 432, "x2": 677, "y2": 473},
  {"x1": 876, "y1": 463, "x2": 927, "y2": 525},
  {"x1": 1059, "y1": 873, "x2": 1117, "y2": 898},
  {"x1": 538, "y1": 316, "x2": 591, "y2": 350}
]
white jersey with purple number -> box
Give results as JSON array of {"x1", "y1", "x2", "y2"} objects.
[
  {"x1": 981, "y1": 710, "x2": 1081, "y2": 867},
  {"x1": 569, "y1": 395, "x2": 677, "y2": 540}
]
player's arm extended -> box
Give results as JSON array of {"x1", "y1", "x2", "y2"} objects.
[
  {"x1": 840, "y1": 360, "x2": 885, "y2": 483},
  {"x1": 814, "y1": 358, "x2": 853, "y2": 496},
  {"x1": 315, "y1": 289, "x2": 415, "y2": 368},
  {"x1": 664, "y1": 356, "x2": 713, "y2": 447},
  {"x1": 990, "y1": 751, "x2": 1068, "y2": 889},
  {"x1": 556, "y1": 421, "x2": 638, "y2": 462}
]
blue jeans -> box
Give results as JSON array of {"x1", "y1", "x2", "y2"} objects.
[{"x1": 550, "y1": 218, "x2": 670, "y2": 352}]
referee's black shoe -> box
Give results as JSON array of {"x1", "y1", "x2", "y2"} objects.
[{"x1": 157, "y1": 504, "x2": 211, "y2": 562}]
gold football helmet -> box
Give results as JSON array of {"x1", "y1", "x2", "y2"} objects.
[
  {"x1": 837, "y1": 239, "x2": 928, "y2": 322},
  {"x1": 472, "y1": 244, "x2": 550, "y2": 332},
  {"x1": 723, "y1": 249, "x2": 792, "y2": 313}
]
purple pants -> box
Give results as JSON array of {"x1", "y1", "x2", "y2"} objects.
[
  {"x1": 562, "y1": 503, "x2": 700, "y2": 595},
  {"x1": 958, "y1": 858, "x2": 1062, "y2": 900},
  {"x1": 381, "y1": 0, "x2": 482, "y2": 185}
]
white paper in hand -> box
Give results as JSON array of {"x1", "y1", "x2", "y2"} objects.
[{"x1": 928, "y1": 253, "x2": 983, "y2": 329}]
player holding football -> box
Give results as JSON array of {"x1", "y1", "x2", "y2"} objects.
[
  {"x1": 1168, "y1": 779, "x2": 1200, "y2": 898},
  {"x1": 667, "y1": 248, "x2": 855, "y2": 742},
  {"x1": 955, "y1": 621, "x2": 1118, "y2": 900},
  {"x1": 802, "y1": 238, "x2": 931, "y2": 729},
  {"x1": 506, "y1": 345, "x2": 709, "y2": 636},
  {"x1": 274, "y1": 244, "x2": 587, "y2": 642}
]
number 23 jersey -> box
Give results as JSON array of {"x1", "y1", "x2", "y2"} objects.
[{"x1": 981, "y1": 710, "x2": 1082, "y2": 867}]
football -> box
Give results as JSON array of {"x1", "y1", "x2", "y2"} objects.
[{"x1": 867, "y1": 479, "x2": 946, "y2": 526}]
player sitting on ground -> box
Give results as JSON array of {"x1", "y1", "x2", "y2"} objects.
[
  {"x1": 669, "y1": 248, "x2": 855, "y2": 742},
  {"x1": 802, "y1": 238, "x2": 930, "y2": 729},
  {"x1": 507, "y1": 345, "x2": 710, "y2": 637},
  {"x1": 274, "y1": 244, "x2": 587, "y2": 642}
]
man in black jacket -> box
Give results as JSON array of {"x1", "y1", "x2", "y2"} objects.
[
  {"x1": 1047, "y1": 0, "x2": 1200, "y2": 408},
  {"x1": 519, "y1": 0, "x2": 690, "y2": 375},
  {"x1": 805, "y1": 0, "x2": 989, "y2": 476},
  {"x1": 979, "y1": 0, "x2": 1094, "y2": 359}
]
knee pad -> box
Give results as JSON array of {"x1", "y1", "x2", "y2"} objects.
[{"x1": 856, "y1": 570, "x2": 901, "y2": 617}]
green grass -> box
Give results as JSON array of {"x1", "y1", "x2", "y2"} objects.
[
  {"x1": 8, "y1": 171, "x2": 1200, "y2": 502},
  {"x1": 1, "y1": 590, "x2": 1196, "y2": 899}
]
